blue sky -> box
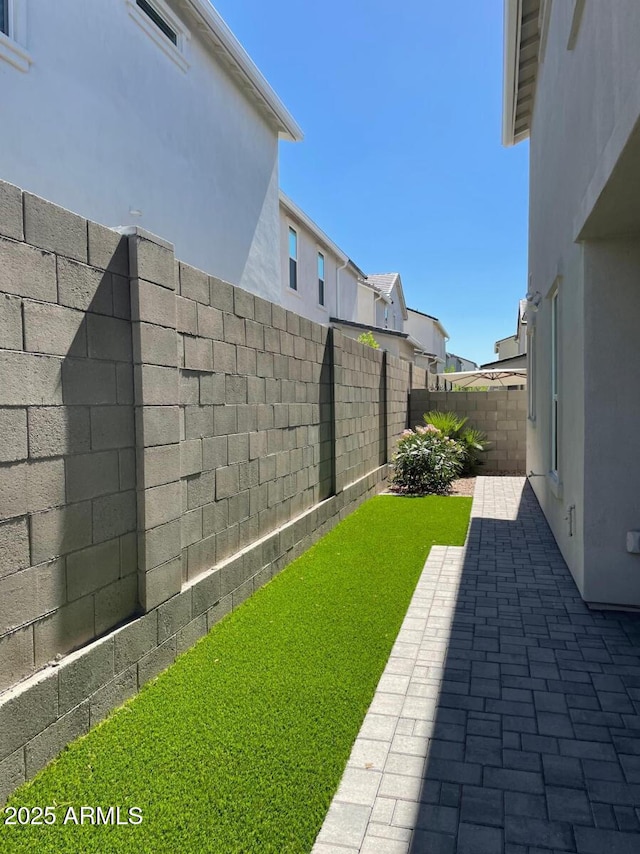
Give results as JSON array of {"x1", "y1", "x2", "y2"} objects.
[{"x1": 214, "y1": 0, "x2": 529, "y2": 365}]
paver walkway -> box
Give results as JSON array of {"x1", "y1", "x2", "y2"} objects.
[{"x1": 313, "y1": 477, "x2": 640, "y2": 853}]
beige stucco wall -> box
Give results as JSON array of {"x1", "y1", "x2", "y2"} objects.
[
  {"x1": 581, "y1": 239, "x2": 640, "y2": 605},
  {"x1": 406, "y1": 310, "x2": 447, "y2": 363},
  {"x1": 526, "y1": 1, "x2": 640, "y2": 605}
]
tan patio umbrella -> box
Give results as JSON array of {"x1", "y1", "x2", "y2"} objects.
[{"x1": 440, "y1": 369, "x2": 527, "y2": 388}]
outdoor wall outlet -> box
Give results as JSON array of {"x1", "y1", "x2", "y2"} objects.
[{"x1": 626, "y1": 531, "x2": 640, "y2": 553}]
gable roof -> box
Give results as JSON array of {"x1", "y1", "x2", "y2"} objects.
[
  {"x1": 367, "y1": 273, "x2": 408, "y2": 320},
  {"x1": 181, "y1": 1, "x2": 303, "y2": 142}
]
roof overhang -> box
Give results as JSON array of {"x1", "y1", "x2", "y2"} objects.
[
  {"x1": 502, "y1": 0, "x2": 541, "y2": 146},
  {"x1": 395, "y1": 275, "x2": 409, "y2": 321},
  {"x1": 181, "y1": 0, "x2": 303, "y2": 142},
  {"x1": 330, "y1": 318, "x2": 408, "y2": 340}
]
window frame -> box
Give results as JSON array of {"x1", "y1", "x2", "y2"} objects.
[
  {"x1": 0, "y1": 0, "x2": 31, "y2": 73},
  {"x1": 527, "y1": 323, "x2": 536, "y2": 422},
  {"x1": 288, "y1": 227, "x2": 298, "y2": 292},
  {"x1": 126, "y1": 0, "x2": 190, "y2": 72},
  {"x1": 550, "y1": 288, "x2": 559, "y2": 477},
  {"x1": 317, "y1": 251, "x2": 325, "y2": 307}
]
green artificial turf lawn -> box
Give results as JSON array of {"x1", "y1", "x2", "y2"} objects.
[{"x1": 1, "y1": 495, "x2": 471, "y2": 854}]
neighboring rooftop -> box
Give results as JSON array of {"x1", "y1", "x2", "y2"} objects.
[
  {"x1": 407, "y1": 306, "x2": 439, "y2": 323},
  {"x1": 481, "y1": 353, "x2": 527, "y2": 369},
  {"x1": 367, "y1": 273, "x2": 408, "y2": 318},
  {"x1": 329, "y1": 318, "x2": 408, "y2": 339}
]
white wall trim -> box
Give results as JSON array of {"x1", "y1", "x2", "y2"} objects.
[
  {"x1": 0, "y1": 0, "x2": 31, "y2": 73},
  {"x1": 567, "y1": 0, "x2": 586, "y2": 51},
  {"x1": 126, "y1": 0, "x2": 191, "y2": 73}
]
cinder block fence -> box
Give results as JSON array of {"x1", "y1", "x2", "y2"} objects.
[
  {"x1": 0, "y1": 180, "x2": 424, "y2": 803},
  {"x1": 410, "y1": 389, "x2": 527, "y2": 474}
]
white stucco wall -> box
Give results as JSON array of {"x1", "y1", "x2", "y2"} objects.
[
  {"x1": 374, "y1": 298, "x2": 387, "y2": 329},
  {"x1": 406, "y1": 310, "x2": 447, "y2": 362},
  {"x1": 357, "y1": 283, "x2": 376, "y2": 327},
  {"x1": 0, "y1": 0, "x2": 289, "y2": 301},
  {"x1": 525, "y1": 0, "x2": 640, "y2": 605},
  {"x1": 496, "y1": 336, "x2": 519, "y2": 360},
  {"x1": 387, "y1": 283, "x2": 405, "y2": 333},
  {"x1": 278, "y1": 206, "x2": 359, "y2": 324}
]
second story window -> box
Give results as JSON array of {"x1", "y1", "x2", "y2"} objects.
[
  {"x1": 128, "y1": 0, "x2": 188, "y2": 71},
  {"x1": 136, "y1": 0, "x2": 177, "y2": 45},
  {"x1": 288, "y1": 227, "x2": 298, "y2": 291},
  {"x1": 317, "y1": 252, "x2": 325, "y2": 306},
  {"x1": 1, "y1": 1, "x2": 8, "y2": 36}
]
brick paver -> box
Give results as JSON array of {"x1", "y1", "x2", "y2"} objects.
[{"x1": 313, "y1": 477, "x2": 640, "y2": 853}]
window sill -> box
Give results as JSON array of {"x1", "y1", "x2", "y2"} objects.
[
  {"x1": 0, "y1": 31, "x2": 31, "y2": 72},
  {"x1": 548, "y1": 470, "x2": 563, "y2": 500}
]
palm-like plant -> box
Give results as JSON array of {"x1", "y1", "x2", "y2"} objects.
[{"x1": 422, "y1": 410, "x2": 488, "y2": 475}]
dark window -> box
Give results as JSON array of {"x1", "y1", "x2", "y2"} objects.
[
  {"x1": 288, "y1": 227, "x2": 297, "y2": 290},
  {"x1": 136, "y1": 0, "x2": 177, "y2": 45},
  {"x1": 0, "y1": 0, "x2": 9, "y2": 37},
  {"x1": 317, "y1": 252, "x2": 325, "y2": 306}
]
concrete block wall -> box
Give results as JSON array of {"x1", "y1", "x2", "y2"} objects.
[
  {"x1": 0, "y1": 184, "x2": 137, "y2": 695},
  {"x1": 387, "y1": 355, "x2": 411, "y2": 456},
  {"x1": 0, "y1": 178, "x2": 421, "y2": 804},
  {"x1": 176, "y1": 272, "x2": 335, "y2": 586},
  {"x1": 411, "y1": 365, "x2": 428, "y2": 392},
  {"x1": 409, "y1": 389, "x2": 527, "y2": 474},
  {"x1": 333, "y1": 333, "x2": 386, "y2": 492}
]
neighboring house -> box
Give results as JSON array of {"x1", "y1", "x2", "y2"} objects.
[
  {"x1": 446, "y1": 353, "x2": 478, "y2": 372},
  {"x1": 279, "y1": 192, "x2": 364, "y2": 325},
  {"x1": 503, "y1": 0, "x2": 640, "y2": 607},
  {"x1": 494, "y1": 299, "x2": 527, "y2": 361},
  {"x1": 405, "y1": 308, "x2": 448, "y2": 374},
  {"x1": 278, "y1": 203, "x2": 450, "y2": 368},
  {"x1": 330, "y1": 318, "x2": 415, "y2": 362},
  {"x1": 494, "y1": 335, "x2": 519, "y2": 360},
  {"x1": 0, "y1": 0, "x2": 302, "y2": 303},
  {"x1": 366, "y1": 273, "x2": 408, "y2": 333},
  {"x1": 355, "y1": 276, "x2": 389, "y2": 329}
]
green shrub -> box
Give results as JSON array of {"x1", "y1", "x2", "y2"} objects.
[
  {"x1": 392, "y1": 425, "x2": 464, "y2": 494},
  {"x1": 423, "y1": 410, "x2": 488, "y2": 475},
  {"x1": 357, "y1": 330, "x2": 380, "y2": 349}
]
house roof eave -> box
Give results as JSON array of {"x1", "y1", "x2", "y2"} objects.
[
  {"x1": 502, "y1": 0, "x2": 541, "y2": 147},
  {"x1": 182, "y1": 0, "x2": 303, "y2": 142}
]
